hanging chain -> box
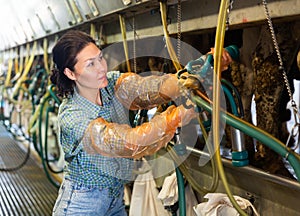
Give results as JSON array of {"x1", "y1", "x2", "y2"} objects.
[
  {"x1": 262, "y1": 0, "x2": 300, "y2": 148},
  {"x1": 177, "y1": 0, "x2": 182, "y2": 63},
  {"x1": 132, "y1": 14, "x2": 137, "y2": 73},
  {"x1": 226, "y1": 0, "x2": 234, "y2": 30},
  {"x1": 262, "y1": 0, "x2": 293, "y2": 100}
]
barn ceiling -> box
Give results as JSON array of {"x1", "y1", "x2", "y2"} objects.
[
  {"x1": 0, "y1": 0, "x2": 158, "y2": 51},
  {"x1": 1, "y1": 0, "x2": 300, "y2": 52}
]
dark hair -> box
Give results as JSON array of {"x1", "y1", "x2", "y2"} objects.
[{"x1": 50, "y1": 30, "x2": 96, "y2": 97}]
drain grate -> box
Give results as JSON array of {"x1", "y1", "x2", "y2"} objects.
[{"x1": 0, "y1": 124, "x2": 58, "y2": 215}]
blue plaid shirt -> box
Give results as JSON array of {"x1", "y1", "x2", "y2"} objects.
[{"x1": 58, "y1": 71, "x2": 133, "y2": 197}]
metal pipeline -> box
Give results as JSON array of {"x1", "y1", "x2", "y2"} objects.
[{"x1": 222, "y1": 84, "x2": 249, "y2": 167}]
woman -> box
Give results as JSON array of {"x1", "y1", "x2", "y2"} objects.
[{"x1": 50, "y1": 30, "x2": 201, "y2": 216}]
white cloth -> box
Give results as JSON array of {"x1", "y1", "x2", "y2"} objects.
[
  {"x1": 129, "y1": 160, "x2": 170, "y2": 216},
  {"x1": 157, "y1": 172, "x2": 178, "y2": 206},
  {"x1": 158, "y1": 172, "x2": 199, "y2": 216},
  {"x1": 193, "y1": 193, "x2": 259, "y2": 216}
]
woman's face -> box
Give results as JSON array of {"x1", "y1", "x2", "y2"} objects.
[{"x1": 73, "y1": 42, "x2": 108, "y2": 90}]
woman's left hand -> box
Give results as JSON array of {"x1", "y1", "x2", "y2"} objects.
[{"x1": 209, "y1": 47, "x2": 233, "y2": 71}]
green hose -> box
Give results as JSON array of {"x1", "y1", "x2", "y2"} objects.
[
  {"x1": 38, "y1": 94, "x2": 60, "y2": 188},
  {"x1": 176, "y1": 167, "x2": 186, "y2": 216},
  {"x1": 192, "y1": 95, "x2": 300, "y2": 181},
  {"x1": 221, "y1": 78, "x2": 244, "y2": 117},
  {"x1": 222, "y1": 84, "x2": 239, "y2": 116},
  {"x1": 44, "y1": 104, "x2": 63, "y2": 174},
  {"x1": 48, "y1": 84, "x2": 61, "y2": 105}
]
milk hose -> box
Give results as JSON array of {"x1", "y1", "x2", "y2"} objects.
[
  {"x1": 222, "y1": 84, "x2": 239, "y2": 116},
  {"x1": 19, "y1": 46, "x2": 24, "y2": 74},
  {"x1": 24, "y1": 42, "x2": 30, "y2": 67},
  {"x1": 28, "y1": 69, "x2": 51, "y2": 153},
  {"x1": 159, "y1": 1, "x2": 231, "y2": 213},
  {"x1": 43, "y1": 38, "x2": 50, "y2": 74},
  {"x1": 28, "y1": 37, "x2": 51, "y2": 135},
  {"x1": 221, "y1": 78, "x2": 244, "y2": 117},
  {"x1": 2, "y1": 50, "x2": 14, "y2": 106},
  {"x1": 4, "y1": 49, "x2": 13, "y2": 88},
  {"x1": 192, "y1": 90, "x2": 300, "y2": 181},
  {"x1": 159, "y1": 0, "x2": 220, "y2": 210},
  {"x1": 167, "y1": 140, "x2": 219, "y2": 194},
  {"x1": 159, "y1": 0, "x2": 183, "y2": 72},
  {"x1": 38, "y1": 92, "x2": 61, "y2": 188},
  {"x1": 0, "y1": 49, "x2": 31, "y2": 171},
  {"x1": 12, "y1": 41, "x2": 37, "y2": 99},
  {"x1": 213, "y1": 0, "x2": 248, "y2": 215},
  {"x1": 197, "y1": 112, "x2": 219, "y2": 193},
  {"x1": 119, "y1": 14, "x2": 132, "y2": 72},
  {"x1": 5, "y1": 44, "x2": 35, "y2": 131},
  {"x1": 176, "y1": 165, "x2": 186, "y2": 216},
  {"x1": 3, "y1": 49, "x2": 20, "y2": 105},
  {"x1": 90, "y1": 23, "x2": 96, "y2": 41},
  {"x1": 0, "y1": 87, "x2": 31, "y2": 172},
  {"x1": 14, "y1": 48, "x2": 19, "y2": 78},
  {"x1": 43, "y1": 97, "x2": 62, "y2": 174},
  {"x1": 164, "y1": 106, "x2": 219, "y2": 215}
]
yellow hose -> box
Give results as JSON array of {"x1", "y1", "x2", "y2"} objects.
[
  {"x1": 172, "y1": 110, "x2": 219, "y2": 194},
  {"x1": 119, "y1": 14, "x2": 131, "y2": 72},
  {"x1": 160, "y1": 0, "x2": 219, "y2": 195},
  {"x1": 167, "y1": 140, "x2": 219, "y2": 194},
  {"x1": 4, "y1": 50, "x2": 13, "y2": 87},
  {"x1": 24, "y1": 43, "x2": 30, "y2": 68},
  {"x1": 213, "y1": 0, "x2": 247, "y2": 215},
  {"x1": 198, "y1": 114, "x2": 219, "y2": 192},
  {"x1": 12, "y1": 41, "x2": 37, "y2": 99},
  {"x1": 28, "y1": 37, "x2": 52, "y2": 133},
  {"x1": 43, "y1": 38, "x2": 50, "y2": 74},
  {"x1": 90, "y1": 23, "x2": 96, "y2": 40},
  {"x1": 14, "y1": 48, "x2": 19, "y2": 74},
  {"x1": 28, "y1": 91, "x2": 50, "y2": 134},
  {"x1": 19, "y1": 46, "x2": 24, "y2": 75},
  {"x1": 159, "y1": 1, "x2": 182, "y2": 72}
]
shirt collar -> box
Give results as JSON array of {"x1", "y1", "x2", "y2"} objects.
[{"x1": 72, "y1": 87, "x2": 102, "y2": 114}]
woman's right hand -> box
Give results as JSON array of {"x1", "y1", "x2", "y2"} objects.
[{"x1": 163, "y1": 104, "x2": 197, "y2": 133}]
